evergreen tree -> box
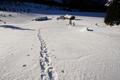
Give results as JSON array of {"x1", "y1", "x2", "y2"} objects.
[{"x1": 105, "y1": 0, "x2": 120, "y2": 26}]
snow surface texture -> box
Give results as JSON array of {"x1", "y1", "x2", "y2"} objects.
[{"x1": 0, "y1": 3, "x2": 120, "y2": 80}]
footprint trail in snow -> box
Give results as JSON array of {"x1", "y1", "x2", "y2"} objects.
[{"x1": 37, "y1": 29, "x2": 58, "y2": 80}]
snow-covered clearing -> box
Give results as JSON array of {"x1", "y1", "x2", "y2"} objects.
[{"x1": 0, "y1": 8, "x2": 120, "y2": 80}]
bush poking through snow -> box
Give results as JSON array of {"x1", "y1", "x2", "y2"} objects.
[
  {"x1": 32, "y1": 16, "x2": 50, "y2": 21},
  {"x1": 57, "y1": 15, "x2": 75, "y2": 20}
]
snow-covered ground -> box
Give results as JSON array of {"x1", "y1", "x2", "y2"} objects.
[{"x1": 0, "y1": 4, "x2": 120, "y2": 80}]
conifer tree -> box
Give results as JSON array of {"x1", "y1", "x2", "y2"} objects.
[{"x1": 105, "y1": 0, "x2": 120, "y2": 26}]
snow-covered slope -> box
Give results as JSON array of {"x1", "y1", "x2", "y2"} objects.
[{"x1": 0, "y1": 4, "x2": 120, "y2": 80}]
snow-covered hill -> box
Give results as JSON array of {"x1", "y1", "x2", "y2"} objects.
[{"x1": 0, "y1": 3, "x2": 120, "y2": 80}]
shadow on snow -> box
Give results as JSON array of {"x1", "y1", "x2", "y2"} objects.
[{"x1": 0, "y1": 25, "x2": 34, "y2": 31}]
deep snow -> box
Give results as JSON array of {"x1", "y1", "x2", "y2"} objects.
[{"x1": 0, "y1": 4, "x2": 120, "y2": 80}]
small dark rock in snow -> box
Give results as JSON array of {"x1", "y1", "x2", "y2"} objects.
[
  {"x1": 27, "y1": 54, "x2": 30, "y2": 56},
  {"x1": 87, "y1": 27, "x2": 93, "y2": 31},
  {"x1": 22, "y1": 64, "x2": 27, "y2": 67},
  {"x1": 95, "y1": 23, "x2": 98, "y2": 26},
  {"x1": 8, "y1": 14, "x2": 13, "y2": 17},
  {"x1": 61, "y1": 70, "x2": 64, "y2": 73}
]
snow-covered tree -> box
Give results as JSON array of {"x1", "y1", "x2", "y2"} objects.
[{"x1": 105, "y1": 0, "x2": 120, "y2": 26}]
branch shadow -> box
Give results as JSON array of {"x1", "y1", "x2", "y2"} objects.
[{"x1": 0, "y1": 25, "x2": 35, "y2": 31}]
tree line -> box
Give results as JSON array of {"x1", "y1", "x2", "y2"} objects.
[
  {"x1": 0, "y1": 0, "x2": 107, "y2": 12},
  {"x1": 105, "y1": 0, "x2": 120, "y2": 26}
]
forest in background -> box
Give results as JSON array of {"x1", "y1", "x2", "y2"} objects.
[{"x1": 0, "y1": 0, "x2": 107, "y2": 12}]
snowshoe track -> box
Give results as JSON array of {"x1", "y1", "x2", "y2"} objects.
[{"x1": 37, "y1": 29, "x2": 58, "y2": 80}]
